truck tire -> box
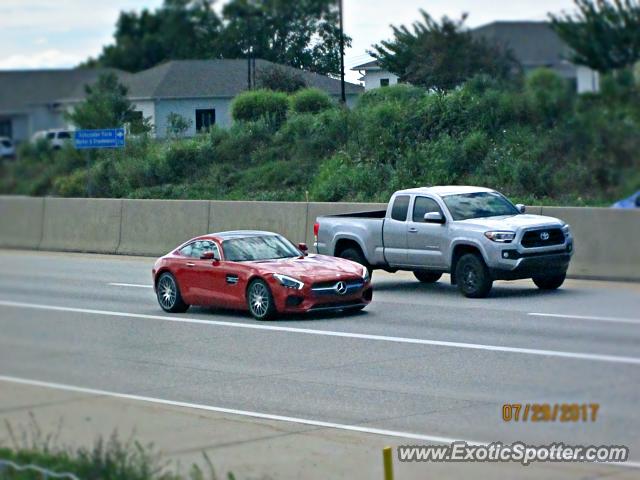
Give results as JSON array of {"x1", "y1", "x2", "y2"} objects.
[
  {"x1": 532, "y1": 273, "x2": 566, "y2": 290},
  {"x1": 339, "y1": 247, "x2": 372, "y2": 278},
  {"x1": 413, "y1": 270, "x2": 442, "y2": 283},
  {"x1": 455, "y1": 254, "x2": 493, "y2": 298}
]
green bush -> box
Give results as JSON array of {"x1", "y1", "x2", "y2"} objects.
[
  {"x1": 290, "y1": 88, "x2": 334, "y2": 114},
  {"x1": 230, "y1": 89, "x2": 289, "y2": 126},
  {"x1": 2, "y1": 73, "x2": 639, "y2": 205}
]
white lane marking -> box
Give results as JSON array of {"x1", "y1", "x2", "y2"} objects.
[
  {"x1": 0, "y1": 375, "x2": 638, "y2": 471},
  {"x1": 529, "y1": 312, "x2": 640, "y2": 326},
  {"x1": 108, "y1": 283, "x2": 153, "y2": 289},
  {"x1": 1, "y1": 300, "x2": 640, "y2": 366},
  {"x1": 0, "y1": 374, "x2": 468, "y2": 444}
]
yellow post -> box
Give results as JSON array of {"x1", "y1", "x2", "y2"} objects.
[{"x1": 383, "y1": 446, "x2": 394, "y2": 480}]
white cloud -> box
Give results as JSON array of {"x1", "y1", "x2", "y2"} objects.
[{"x1": 0, "y1": 49, "x2": 83, "y2": 70}]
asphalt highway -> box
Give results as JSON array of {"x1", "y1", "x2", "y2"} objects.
[{"x1": 0, "y1": 249, "x2": 639, "y2": 476}]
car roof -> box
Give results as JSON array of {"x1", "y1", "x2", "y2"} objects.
[
  {"x1": 196, "y1": 230, "x2": 281, "y2": 242},
  {"x1": 395, "y1": 186, "x2": 496, "y2": 197}
]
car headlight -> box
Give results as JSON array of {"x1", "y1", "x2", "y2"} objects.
[
  {"x1": 484, "y1": 231, "x2": 516, "y2": 243},
  {"x1": 562, "y1": 224, "x2": 571, "y2": 237},
  {"x1": 273, "y1": 273, "x2": 304, "y2": 290},
  {"x1": 361, "y1": 266, "x2": 370, "y2": 283}
]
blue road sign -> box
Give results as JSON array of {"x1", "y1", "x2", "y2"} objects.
[{"x1": 74, "y1": 128, "x2": 125, "y2": 149}]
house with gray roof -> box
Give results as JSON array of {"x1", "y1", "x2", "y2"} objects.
[
  {"x1": 0, "y1": 68, "x2": 126, "y2": 142},
  {"x1": 0, "y1": 59, "x2": 363, "y2": 142},
  {"x1": 353, "y1": 21, "x2": 599, "y2": 94}
]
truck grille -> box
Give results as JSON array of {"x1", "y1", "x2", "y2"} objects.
[{"x1": 521, "y1": 228, "x2": 564, "y2": 248}]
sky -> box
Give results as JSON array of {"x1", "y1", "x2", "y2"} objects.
[{"x1": 0, "y1": 0, "x2": 577, "y2": 81}]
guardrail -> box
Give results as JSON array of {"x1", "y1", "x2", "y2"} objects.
[
  {"x1": 0, "y1": 459, "x2": 80, "y2": 479},
  {"x1": 0, "y1": 196, "x2": 638, "y2": 281}
]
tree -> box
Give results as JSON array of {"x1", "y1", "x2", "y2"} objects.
[
  {"x1": 165, "y1": 112, "x2": 193, "y2": 138},
  {"x1": 370, "y1": 10, "x2": 519, "y2": 91},
  {"x1": 66, "y1": 73, "x2": 148, "y2": 132},
  {"x1": 87, "y1": 0, "x2": 222, "y2": 72},
  {"x1": 256, "y1": 65, "x2": 307, "y2": 92},
  {"x1": 215, "y1": 0, "x2": 351, "y2": 76},
  {"x1": 550, "y1": 0, "x2": 640, "y2": 72}
]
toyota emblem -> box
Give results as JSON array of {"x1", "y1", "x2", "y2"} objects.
[
  {"x1": 540, "y1": 231, "x2": 550, "y2": 241},
  {"x1": 335, "y1": 281, "x2": 348, "y2": 295}
]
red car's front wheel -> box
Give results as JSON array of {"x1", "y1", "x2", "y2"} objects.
[{"x1": 247, "y1": 279, "x2": 277, "y2": 320}]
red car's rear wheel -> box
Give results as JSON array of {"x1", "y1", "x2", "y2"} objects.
[
  {"x1": 247, "y1": 279, "x2": 277, "y2": 320},
  {"x1": 157, "y1": 272, "x2": 189, "y2": 313}
]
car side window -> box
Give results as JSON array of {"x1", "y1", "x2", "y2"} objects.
[
  {"x1": 390, "y1": 195, "x2": 410, "y2": 221},
  {"x1": 182, "y1": 240, "x2": 219, "y2": 259},
  {"x1": 413, "y1": 197, "x2": 442, "y2": 222}
]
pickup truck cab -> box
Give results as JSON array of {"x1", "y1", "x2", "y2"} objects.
[{"x1": 314, "y1": 186, "x2": 574, "y2": 297}]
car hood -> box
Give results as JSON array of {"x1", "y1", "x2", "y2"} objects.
[
  {"x1": 457, "y1": 214, "x2": 565, "y2": 231},
  {"x1": 247, "y1": 254, "x2": 365, "y2": 281}
]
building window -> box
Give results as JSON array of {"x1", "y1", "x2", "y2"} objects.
[
  {"x1": 196, "y1": 109, "x2": 215, "y2": 132},
  {"x1": 0, "y1": 119, "x2": 11, "y2": 138},
  {"x1": 380, "y1": 78, "x2": 390, "y2": 87}
]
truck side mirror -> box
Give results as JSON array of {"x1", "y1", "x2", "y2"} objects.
[
  {"x1": 298, "y1": 243, "x2": 309, "y2": 255},
  {"x1": 516, "y1": 204, "x2": 526, "y2": 214},
  {"x1": 424, "y1": 212, "x2": 445, "y2": 224}
]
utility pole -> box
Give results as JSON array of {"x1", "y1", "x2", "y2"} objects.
[{"x1": 339, "y1": 0, "x2": 346, "y2": 103}]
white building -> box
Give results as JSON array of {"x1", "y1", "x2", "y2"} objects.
[
  {"x1": 351, "y1": 60, "x2": 399, "y2": 91},
  {"x1": 352, "y1": 21, "x2": 600, "y2": 94},
  {"x1": 0, "y1": 60, "x2": 364, "y2": 142}
]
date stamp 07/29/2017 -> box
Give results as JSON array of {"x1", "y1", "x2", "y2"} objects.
[{"x1": 502, "y1": 403, "x2": 600, "y2": 422}]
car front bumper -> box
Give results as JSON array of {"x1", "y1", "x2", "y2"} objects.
[{"x1": 272, "y1": 280, "x2": 373, "y2": 314}]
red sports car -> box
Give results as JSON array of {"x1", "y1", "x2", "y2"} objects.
[{"x1": 152, "y1": 230, "x2": 373, "y2": 320}]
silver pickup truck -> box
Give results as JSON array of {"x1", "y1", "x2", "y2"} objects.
[{"x1": 314, "y1": 186, "x2": 574, "y2": 297}]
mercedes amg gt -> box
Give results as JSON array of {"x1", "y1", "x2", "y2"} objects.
[{"x1": 152, "y1": 230, "x2": 373, "y2": 320}]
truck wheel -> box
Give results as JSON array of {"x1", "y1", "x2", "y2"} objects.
[
  {"x1": 533, "y1": 273, "x2": 566, "y2": 290},
  {"x1": 455, "y1": 254, "x2": 492, "y2": 298},
  {"x1": 339, "y1": 247, "x2": 372, "y2": 278},
  {"x1": 413, "y1": 270, "x2": 442, "y2": 283}
]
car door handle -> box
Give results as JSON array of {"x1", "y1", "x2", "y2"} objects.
[
  {"x1": 186, "y1": 262, "x2": 195, "y2": 267},
  {"x1": 408, "y1": 228, "x2": 418, "y2": 233}
]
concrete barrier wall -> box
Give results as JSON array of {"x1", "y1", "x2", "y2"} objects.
[
  {"x1": 40, "y1": 198, "x2": 122, "y2": 253},
  {"x1": 118, "y1": 199, "x2": 210, "y2": 256},
  {"x1": 541, "y1": 206, "x2": 640, "y2": 281},
  {"x1": 210, "y1": 201, "x2": 307, "y2": 246},
  {"x1": 1, "y1": 196, "x2": 638, "y2": 281},
  {"x1": 0, "y1": 196, "x2": 45, "y2": 249}
]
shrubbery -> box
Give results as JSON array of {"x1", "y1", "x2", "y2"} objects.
[
  {"x1": 290, "y1": 88, "x2": 334, "y2": 114},
  {"x1": 230, "y1": 89, "x2": 289, "y2": 125},
  {"x1": 2, "y1": 70, "x2": 639, "y2": 205}
]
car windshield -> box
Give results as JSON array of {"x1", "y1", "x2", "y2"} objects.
[
  {"x1": 443, "y1": 191, "x2": 519, "y2": 221},
  {"x1": 222, "y1": 235, "x2": 300, "y2": 262}
]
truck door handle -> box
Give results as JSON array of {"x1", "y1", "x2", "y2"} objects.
[
  {"x1": 186, "y1": 262, "x2": 195, "y2": 267},
  {"x1": 408, "y1": 228, "x2": 418, "y2": 233}
]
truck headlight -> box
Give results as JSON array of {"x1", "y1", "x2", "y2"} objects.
[
  {"x1": 562, "y1": 224, "x2": 571, "y2": 237},
  {"x1": 273, "y1": 274, "x2": 304, "y2": 290},
  {"x1": 484, "y1": 231, "x2": 516, "y2": 243}
]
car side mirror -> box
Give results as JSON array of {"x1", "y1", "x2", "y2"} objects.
[
  {"x1": 424, "y1": 212, "x2": 445, "y2": 224},
  {"x1": 200, "y1": 251, "x2": 218, "y2": 261},
  {"x1": 516, "y1": 204, "x2": 526, "y2": 214},
  {"x1": 298, "y1": 243, "x2": 309, "y2": 255}
]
